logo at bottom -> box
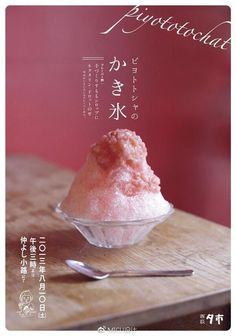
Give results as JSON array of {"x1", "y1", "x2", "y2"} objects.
[{"x1": 17, "y1": 290, "x2": 36, "y2": 318}]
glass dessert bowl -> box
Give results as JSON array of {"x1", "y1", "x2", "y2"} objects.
[{"x1": 55, "y1": 202, "x2": 174, "y2": 248}]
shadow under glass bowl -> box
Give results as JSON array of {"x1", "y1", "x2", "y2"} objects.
[{"x1": 55, "y1": 203, "x2": 174, "y2": 248}]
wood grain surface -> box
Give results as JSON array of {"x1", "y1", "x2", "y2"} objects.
[{"x1": 6, "y1": 155, "x2": 230, "y2": 330}]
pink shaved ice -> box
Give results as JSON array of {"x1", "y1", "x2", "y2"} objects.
[{"x1": 61, "y1": 129, "x2": 171, "y2": 221}]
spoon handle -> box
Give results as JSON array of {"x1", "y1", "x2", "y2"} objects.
[{"x1": 109, "y1": 269, "x2": 194, "y2": 277}]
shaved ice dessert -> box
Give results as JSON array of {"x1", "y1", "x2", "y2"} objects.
[{"x1": 57, "y1": 129, "x2": 173, "y2": 248}]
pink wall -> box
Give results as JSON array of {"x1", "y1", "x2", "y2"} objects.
[{"x1": 6, "y1": 6, "x2": 230, "y2": 226}]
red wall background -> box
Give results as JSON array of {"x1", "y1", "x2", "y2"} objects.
[{"x1": 6, "y1": 6, "x2": 230, "y2": 226}]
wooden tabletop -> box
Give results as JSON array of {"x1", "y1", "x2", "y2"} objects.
[{"x1": 6, "y1": 155, "x2": 230, "y2": 330}]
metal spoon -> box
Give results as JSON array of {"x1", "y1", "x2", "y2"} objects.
[{"x1": 65, "y1": 259, "x2": 194, "y2": 280}]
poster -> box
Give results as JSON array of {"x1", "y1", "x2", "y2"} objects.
[{"x1": 6, "y1": 5, "x2": 230, "y2": 331}]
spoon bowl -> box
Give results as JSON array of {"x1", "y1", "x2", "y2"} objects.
[{"x1": 65, "y1": 260, "x2": 109, "y2": 279}]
